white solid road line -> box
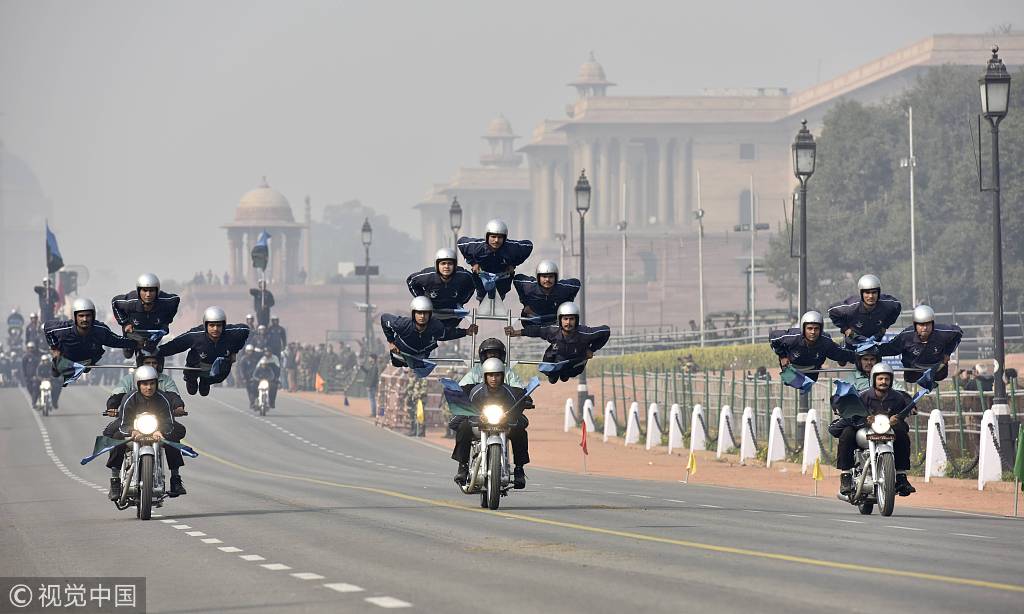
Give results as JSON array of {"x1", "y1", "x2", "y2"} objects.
[
  {"x1": 886, "y1": 525, "x2": 926, "y2": 531},
  {"x1": 834, "y1": 519, "x2": 863, "y2": 524},
  {"x1": 952, "y1": 533, "x2": 996, "y2": 539},
  {"x1": 365, "y1": 596, "x2": 413, "y2": 608},
  {"x1": 323, "y1": 583, "x2": 365, "y2": 593}
]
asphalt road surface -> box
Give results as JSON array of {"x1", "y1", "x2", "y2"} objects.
[{"x1": 2, "y1": 384, "x2": 1022, "y2": 613}]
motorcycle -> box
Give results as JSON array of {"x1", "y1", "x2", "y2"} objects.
[
  {"x1": 837, "y1": 414, "x2": 898, "y2": 516},
  {"x1": 113, "y1": 413, "x2": 167, "y2": 520},
  {"x1": 256, "y1": 379, "x2": 271, "y2": 416},
  {"x1": 37, "y1": 379, "x2": 53, "y2": 416}
]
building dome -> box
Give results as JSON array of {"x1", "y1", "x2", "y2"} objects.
[
  {"x1": 235, "y1": 177, "x2": 295, "y2": 223},
  {"x1": 570, "y1": 52, "x2": 613, "y2": 86},
  {"x1": 484, "y1": 114, "x2": 516, "y2": 138}
]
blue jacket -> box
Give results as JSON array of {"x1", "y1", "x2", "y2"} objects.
[
  {"x1": 827, "y1": 294, "x2": 902, "y2": 341},
  {"x1": 43, "y1": 320, "x2": 135, "y2": 364},
  {"x1": 380, "y1": 314, "x2": 466, "y2": 357},
  {"x1": 406, "y1": 267, "x2": 477, "y2": 310},
  {"x1": 513, "y1": 275, "x2": 581, "y2": 324},
  {"x1": 111, "y1": 290, "x2": 180, "y2": 332},
  {"x1": 769, "y1": 327, "x2": 855, "y2": 379},
  {"x1": 522, "y1": 323, "x2": 611, "y2": 362},
  {"x1": 457, "y1": 236, "x2": 533, "y2": 274},
  {"x1": 878, "y1": 323, "x2": 962, "y2": 368},
  {"x1": 157, "y1": 324, "x2": 250, "y2": 367}
]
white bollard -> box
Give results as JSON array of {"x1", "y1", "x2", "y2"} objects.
[
  {"x1": 739, "y1": 406, "x2": 757, "y2": 465},
  {"x1": 801, "y1": 408, "x2": 821, "y2": 475},
  {"x1": 716, "y1": 405, "x2": 734, "y2": 458},
  {"x1": 924, "y1": 409, "x2": 947, "y2": 482},
  {"x1": 668, "y1": 404, "x2": 684, "y2": 454},
  {"x1": 624, "y1": 402, "x2": 642, "y2": 445},
  {"x1": 563, "y1": 398, "x2": 575, "y2": 433},
  {"x1": 765, "y1": 406, "x2": 787, "y2": 467},
  {"x1": 689, "y1": 404, "x2": 706, "y2": 452},
  {"x1": 582, "y1": 398, "x2": 596, "y2": 434},
  {"x1": 645, "y1": 403, "x2": 662, "y2": 450},
  {"x1": 977, "y1": 409, "x2": 1003, "y2": 491},
  {"x1": 603, "y1": 401, "x2": 618, "y2": 442}
]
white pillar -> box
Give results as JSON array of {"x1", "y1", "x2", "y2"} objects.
[
  {"x1": 603, "y1": 401, "x2": 618, "y2": 442},
  {"x1": 668, "y1": 403, "x2": 684, "y2": 453},
  {"x1": 582, "y1": 398, "x2": 596, "y2": 433},
  {"x1": 765, "y1": 406, "x2": 787, "y2": 467},
  {"x1": 563, "y1": 398, "x2": 575, "y2": 432},
  {"x1": 689, "y1": 404, "x2": 706, "y2": 452},
  {"x1": 645, "y1": 403, "x2": 662, "y2": 450},
  {"x1": 977, "y1": 409, "x2": 1002, "y2": 491},
  {"x1": 716, "y1": 405, "x2": 734, "y2": 458},
  {"x1": 739, "y1": 406, "x2": 757, "y2": 465},
  {"x1": 801, "y1": 408, "x2": 821, "y2": 474},
  {"x1": 624, "y1": 401, "x2": 641, "y2": 445},
  {"x1": 924, "y1": 409, "x2": 947, "y2": 482}
]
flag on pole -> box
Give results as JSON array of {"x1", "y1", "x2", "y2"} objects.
[
  {"x1": 45, "y1": 222, "x2": 64, "y2": 274},
  {"x1": 915, "y1": 368, "x2": 937, "y2": 392},
  {"x1": 686, "y1": 451, "x2": 697, "y2": 476},
  {"x1": 440, "y1": 378, "x2": 476, "y2": 417},
  {"x1": 831, "y1": 380, "x2": 866, "y2": 418},
  {"x1": 251, "y1": 230, "x2": 271, "y2": 271},
  {"x1": 781, "y1": 365, "x2": 814, "y2": 393},
  {"x1": 580, "y1": 417, "x2": 589, "y2": 455},
  {"x1": 812, "y1": 457, "x2": 824, "y2": 481}
]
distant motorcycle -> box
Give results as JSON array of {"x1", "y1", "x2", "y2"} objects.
[
  {"x1": 837, "y1": 414, "x2": 898, "y2": 516},
  {"x1": 37, "y1": 379, "x2": 53, "y2": 416},
  {"x1": 256, "y1": 379, "x2": 271, "y2": 416}
]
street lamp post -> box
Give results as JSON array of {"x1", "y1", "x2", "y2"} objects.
[
  {"x1": 361, "y1": 218, "x2": 373, "y2": 359},
  {"x1": 900, "y1": 106, "x2": 918, "y2": 307},
  {"x1": 575, "y1": 170, "x2": 591, "y2": 422},
  {"x1": 979, "y1": 47, "x2": 1012, "y2": 455},
  {"x1": 791, "y1": 119, "x2": 817, "y2": 319},
  {"x1": 616, "y1": 221, "x2": 627, "y2": 354},
  {"x1": 696, "y1": 170, "x2": 706, "y2": 347},
  {"x1": 449, "y1": 196, "x2": 462, "y2": 249}
]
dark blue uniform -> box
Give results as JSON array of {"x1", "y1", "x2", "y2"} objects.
[
  {"x1": 768, "y1": 327, "x2": 855, "y2": 381},
  {"x1": 827, "y1": 294, "x2": 902, "y2": 346},
  {"x1": 457, "y1": 236, "x2": 533, "y2": 300},
  {"x1": 157, "y1": 324, "x2": 249, "y2": 386},
  {"x1": 249, "y1": 289, "x2": 275, "y2": 327},
  {"x1": 266, "y1": 324, "x2": 287, "y2": 356},
  {"x1": 406, "y1": 267, "x2": 477, "y2": 329},
  {"x1": 111, "y1": 290, "x2": 180, "y2": 333},
  {"x1": 878, "y1": 323, "x2": 962, "y2": 383},
  {"x1": 523, "y1": 323, "x2": 611, "y2": 382},
  {"x1": 44, "y1": 320, "x2": 136, "y2": 364},
  {"x1": 34, "y1": 285, "x2": 61, "y2": 321},
  {"x1": 380, "y1": 314, "x2": 467, "y2": 366},
  {"x1": 512, "y1": 275, "x2": 581, "y2": 325}
]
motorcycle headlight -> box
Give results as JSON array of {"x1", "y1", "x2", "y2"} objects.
[
  {"x1": 40, "y1": 380, "x2": 51, "y2": 391},
  {"x1": 134, "y1": 413, "x2": 159, "y2": 435},
  {"x1": 871, "y1": 414, "x2": 890, "y2": 434},
  {"x1": 482, "y1": 404, "x2": 505, "y2": 425}
]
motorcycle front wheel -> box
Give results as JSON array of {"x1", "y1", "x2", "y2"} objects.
[
  {"x1": 876, "y1": 453, "x2": 896, "y2": 517},
  {"x1": 858, "y1": 502, "x2": 874, "y2": 515},
  {"x1": 486, "y1": 443, "x2": 502, "y2": 510},
  {"x1": 137, "y1": 455, "x2": 154, "y2": 520}
]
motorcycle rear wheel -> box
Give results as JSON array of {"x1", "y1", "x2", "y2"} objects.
[
  {"x1": 877, "y1": 453, "x2": 896, "y2": 517},
  {"x1": 858, "y1": 502, "x2": 874, "y2": 515},
  {"x1": 137, "y1": 455, "x2": 154, "y2": 520},
  {"x1": 486, "y1": 443, "x2": 502, "y2": 510}
]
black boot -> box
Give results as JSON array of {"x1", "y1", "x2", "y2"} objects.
[
  {"x1": 839, "y1": 472, "x2": 853, "y2": 495},
  {"x1": 513, "y1": 466, "x2": 526, "y2": 489},
  {"x1": 169, "y1": 475, "x2": 187, "y2": 497},
  {"x1": 186, "y1": 379, "x2": 198, "y2": 395},
  {"x1": 895, "y1": 473, "x2": 916, "y2": 496},
  {"x1": 454, "y1": 463, "x2": 469, "y2": 486},
  {"x1": 108, "y1": 477, "x2": 122, "y2": 501},
  {"x1": 198, "y1": 381, "x2": 211, "y2": 396}
]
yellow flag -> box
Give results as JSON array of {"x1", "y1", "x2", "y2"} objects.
[
  {"x1": 812, "y1": 457, "x2": 823, "y2": 481},
  {"x1": 416, "y1": 399, "x2": 424, "y2": 424},
  {"x1": 686, "y1": 451, "x2": 697, "y2": 476}
]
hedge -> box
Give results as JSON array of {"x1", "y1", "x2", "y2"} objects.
[{"x1": 590, "y1": 343, "x2": 777, "y2": 373}]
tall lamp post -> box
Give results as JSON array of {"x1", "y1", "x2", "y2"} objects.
[
  {"x1": 361, "y1": 218, "x2": 373, "y2": 357},
  {"x1": 449, "y1": 197, "x2": 462, "y2": 249},
  {"x1": 695, "y1": 207, "x2": 706, "y2": 348},
  {"x1": 616, "y1": 221, "x2": 627, "y2": 354},
  {"x1": 979, "y1": 46, "x2": 1012, "y2": 455},
  {"x1": 899, "y1": 107, "x2": 918, "y2": 307},
  {"x1": 575, "y1": 170, "x2": 591, "y2": 421},
  {"x1": 791, "y1": 119, "x2": 817, "y2": 319}
]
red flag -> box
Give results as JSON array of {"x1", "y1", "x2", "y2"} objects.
[{"x1": 580, "y1": 419, "x2": 589, "y2": 455}]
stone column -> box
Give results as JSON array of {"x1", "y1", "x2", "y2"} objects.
[
  {"x1": 672, "y1": 139, "x2": 689, "y2": 229},
  {"x1": 286, "y1": 229, "x2": 301, "y2": 284},
  {"x1": 658, "y1": 138, "x2": 672, "y2": 226},
  {"x1": 617, "y1": 139, "x2": 629, "y2": 224},
  {"x1": 534, "y1": 159, "x2": 551, "y2": 242},
  {"x1": 227, "y1": 230, "x2": 240, "y2": 283}
]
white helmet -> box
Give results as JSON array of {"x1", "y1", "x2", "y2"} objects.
[
  {"x1": 434, "y1": 248, "x2": 457, "y2": 271},
  {"x1": 258, "y1": 357, "x2": 270, "y2": 367},
  {"x1": 870, "y1": 362, "x2": 894, "y2": 385},
  {"x1": 913, "y1": 305, "x2": 935, "y2": 324},
  {"x1": 133, "y1": 365, "x2": 159, "y2": 387},
  {"x1": 484, "y1": 219, "x2": 508, "y2": 237},
  {"x1": 136, "y1": 273, "x2": 160, "y2": 290},
  {"x1": 481, "y1": 357, "x2": 505, "y2": 375},
  {"x1": 257, "y1": 325, "x2": 267, "y2": 334},
  {"x1": 410, "y1": 296, "x2": 433, "y2": 314},
  {"x1": 245, "y1": 313, "x2": 255, "y2": 321},
  {"x1": 536, "y1": 260, "x2": 559, "y2": 278},
  {"x1": 857, "y1": 274, "x2": 881, "y2": 293},
  {"x1": 556, "y1": 302, "x2": 581, "y2": 319},
  {"x1": 244, "y1": 344, "x2": 255, "y2": 352},
  {"x1": 203, "y1": 306, "x2": 227, "y2": 324},
  {"x1": 71, "y1": 298, "x2": 96, "y2": 314},
  {"x1": 799, "y1": 311, "x2": 824, "y2": 328},
  {"x1": 29, "y1": 312, "x2": 37, "y2": 319}
]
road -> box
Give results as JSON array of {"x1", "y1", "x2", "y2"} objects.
[{"x1": 1, "y1": 383, "x2": 1022, "y2": 613}]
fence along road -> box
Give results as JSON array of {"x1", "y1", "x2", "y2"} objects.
[{"x1": 2, "y1": 384, "x2": 1023, "y2": 613}]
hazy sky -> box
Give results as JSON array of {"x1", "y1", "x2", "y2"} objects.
[{"x1": 0, "y1": 0, "x2": 1018, "y2": 286}]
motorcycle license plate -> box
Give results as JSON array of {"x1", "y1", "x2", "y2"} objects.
[{"x1": 866, "y1": 433, "x2": 893, "y2": 441}]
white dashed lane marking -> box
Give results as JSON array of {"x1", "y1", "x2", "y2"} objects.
[
  {"x1": 218, "y1": 546, "x2": 243, "y2": 553},
  {"x1": 835, "y1": 519, "x2": 863, "y2": 524},
  {"x1": 886, "y1": 525, "x2": 926, "y2": 532},
  {"x1": 240, "y1": 554, "x2": 266, "y2": 561},
  {"x1": 365, "y1": 596, "x2": 413, "y2": 608},
  {"x1": 291, "y1": 573, "x2": 325, "y2": 580},
  {"x1": 261, "y1": 563, "x2": 292, "y2": 571},
  {"x1": 324, "y1": 583, "x2": 364, "y2": 593},
  {"x1": 952, "y1": 533, "x2": 996, "y2": 539}
]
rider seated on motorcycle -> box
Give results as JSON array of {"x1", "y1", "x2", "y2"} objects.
[
  {"x1": 830, "y1": 363, "x2": 916, "y2": 497},
  {"x1": 34, "y1": 353, "x2": 61, "y2": 409},
  {"x1": 106, "y1": 352, "x2": 179, "y2": 413},
  {"x1": 451, "y1": 358, "x2": 533, "y2": 489},
  {"x1": 247, "y1": 351, "x2": 281, "y2": 409},
  {"x1": 841, "y1": 348, "x2": 905, "y2": 393},
  {"x1": 103, "y1": 366, "x2": 188, "y2": 501},
  {"x1": 458, "y1": 338, "x2": 523, "y2": 389}
]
